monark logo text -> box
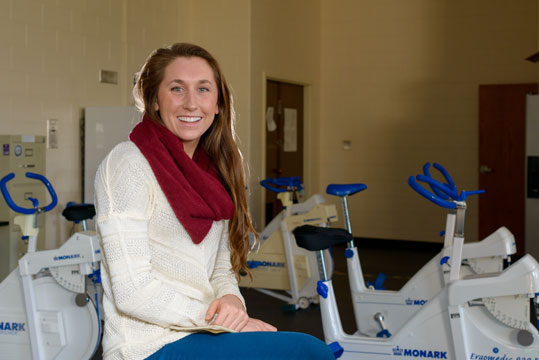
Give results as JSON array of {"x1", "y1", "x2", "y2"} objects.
[
  {"x1": 246, "y1": 260, "x2": 285, "y2": 269},
  {"x1": 0, "y1": 322, "x2": 25, "y2": 335},
  {"x1": 405, "y1": 298, "x2": 428, "y2": 306},
  {"x1": 53, "y1": 254, "x2": 81, "y2": 261},
  {"x1": 393, "y1": 346, "x2": 447, "y2": 358}
]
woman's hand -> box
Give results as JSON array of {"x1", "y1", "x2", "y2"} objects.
[
  {"x1": 240, "y1": 318, "x2": 277, "y2": 332},
  {"x1": 205, "y1": 294, "x2": 249, "y2": 332}
]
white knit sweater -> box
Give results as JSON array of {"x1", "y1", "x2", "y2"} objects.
[{"x1": 94, "y1": 141, "x2": 245, "y2": 360}]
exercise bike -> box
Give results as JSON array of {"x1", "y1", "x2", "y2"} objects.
[
  {"x1": 325, "y1": 163, "x2": 517, "y2": 338},
  {"x1": 0, "y1": 172, "x2": 102, "y2": 360},
  {"x1": 293, "y1": 170, "x2": 539, "y2": 359},
  {"x1": 239, "y1": 176, "x2": 336, "y2": 310}
]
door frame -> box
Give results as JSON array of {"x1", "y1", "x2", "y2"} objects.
[{"x1": 260, "y1": 73, "x2": 314, "y2": 224}]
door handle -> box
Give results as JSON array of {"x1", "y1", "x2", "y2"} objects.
[{"x1": 480, "y1": 165, "x2": 494, "y2": 174}]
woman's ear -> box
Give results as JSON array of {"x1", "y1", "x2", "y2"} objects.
[{"x1": 154, "y1": 101, "x2": 159, "y2": 111}]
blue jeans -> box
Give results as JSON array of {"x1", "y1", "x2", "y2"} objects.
[{"x1": 145, "y1": 331, "x2": 335, "y2": 360}]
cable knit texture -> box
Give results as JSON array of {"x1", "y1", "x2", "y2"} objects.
[{"x1": 94, "y1": 141, "x2": 245, "y2": 360}]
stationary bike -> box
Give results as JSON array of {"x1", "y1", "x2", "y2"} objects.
[
  {"x1": 239, "y1": 176, "x2": 336, "y2": 310},
  {"x1": 293, "y1": 169, "x2": 539, "y2": 359},
  {"x1": 325, "y1": 162, "x2": 516, "y2": 338},
  {"x1": 0, "y1": 172, "x2": 101, "y2": 360}
]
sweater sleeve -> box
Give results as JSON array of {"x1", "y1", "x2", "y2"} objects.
[
  {"x1": 95, "y1": 145, "x2": 209, "y2": 328},
  {"x1": 209, "y1": 227, "x2": 246, "y2": 309}
]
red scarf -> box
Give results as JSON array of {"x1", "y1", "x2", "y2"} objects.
[{"x1": 129, "y1": 114, "x2": 234, "y2": 244}]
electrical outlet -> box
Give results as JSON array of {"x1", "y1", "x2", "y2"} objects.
[
  {"x1": 99, "y1": 69, "x2": 118, "y2": 84},
  {"x1": 47, "y1": 119, "x2": 58, "y2": 149}
]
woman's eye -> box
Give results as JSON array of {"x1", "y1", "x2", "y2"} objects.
[
  {"x1": 171, "y1": 86, "x2": 183, "y2": 92},
  {"x1": 199, "y1": 87, "x2": 210, "y2": 93}
]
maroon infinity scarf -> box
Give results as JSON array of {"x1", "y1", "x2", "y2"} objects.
[{"x1": 129, "y1": 114, "x2": 234, "y2": 244}]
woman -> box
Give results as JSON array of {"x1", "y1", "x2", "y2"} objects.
[{"x1": 94, "y1": 43, "x2": 334, "y2": 359}]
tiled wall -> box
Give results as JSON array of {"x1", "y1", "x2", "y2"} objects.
[{"x1": 0, "y1": 0, "x2": 182, "y2": 247}]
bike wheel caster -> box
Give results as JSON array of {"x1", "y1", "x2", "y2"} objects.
[{"x1": 298, "y1": 297, "x2": 310, "y2": 309}]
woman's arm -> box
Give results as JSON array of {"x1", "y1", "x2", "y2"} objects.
[
  {"x1": 95, "y1": 146, "x2": 209, "y2": 328},
  {"x1": 208, "y1": 229, "x2": 246, "y2": 306},
  {"x1": 206, "y1": 224, "x2": 249, "y2": 331}
]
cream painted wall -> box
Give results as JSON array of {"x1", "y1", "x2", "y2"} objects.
[
  {"x1": 0, "y1": 0, "x2": 251, "y2": 248},
  {"x1": 2, "y1": 0, "x2": 538, "y2": 247},
  {"x1": 320, "y1": 0, "x2": 538, "y2": 242},
  {"x1": 249, "y1": 0, "x2": 322, "y2": 229},
  {"x1": 180, "y1": 0, "x2": 251, "y2": 161}
]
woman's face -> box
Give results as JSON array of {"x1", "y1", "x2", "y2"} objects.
[{"x1": 155, "y1": 56, "x2": 219, "y2": 157}]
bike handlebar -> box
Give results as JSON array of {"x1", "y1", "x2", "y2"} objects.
[
  {"x1": 0, "y1": 172, "x2": 58, "y2": 214},
  {"x1": 409, "y1": 171, "x2": 485, "y2": 209},
  {"x1": 260, "y1": 176, "x2": 303, "y2": 193},
  {"x1": 408, "y1": 175, "x2": 457, "y2": 209},
  {"x1": 422, "y1": 163, "x2": 456, "y2": 200},
  {"x1": 420, "y1": 163, "x2": 485, "y2": 201}
]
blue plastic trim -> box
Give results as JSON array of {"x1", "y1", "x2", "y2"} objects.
[
  {"x1": 408, "y1": 176, "x2": 456, "y2": 209},
  {"x1": 317, "y1": 281, "x2": 328, "y2": 299},
  {"x1": 439, "y1": 230, "x2": 446, "y2": 237},
  {"x1": 326, "y1": 183, "x2": 367, "y2": 197},
  {"x1": 440, "y1": 256, "x2": 450, "y2": 266},
  {"x1": 376, "y1": 329, "x2": 391, "y2": 338},
  {"x1": 367, "y1": 272, "x2": 386, "y2": 290},
  {"x1": 328, "y1": 342, "x2": 344, "y2": 359},
  {"x1": 344, "y1": 248, "x2": 354, "y2": 258},
  {"x1": 459, "y1": 189, "x2": 485, "y2": 201},
  {"x1": 28, "y1": 197, "x2": 39, "y2": 208}
]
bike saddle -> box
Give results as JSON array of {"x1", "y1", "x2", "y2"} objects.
[
  {"x1": 62, "y1": 203, "x2": 96, "y2": 222},
  {"x1": 293, "y1": 225, "x2": 352, "y2": 251},
  {"x1": 326, "y1": 183, "x2": 367, "y2": 197}
]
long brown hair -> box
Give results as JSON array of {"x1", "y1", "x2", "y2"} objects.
[{"x1": 133, "y1": 43, "x2": 255, "y2": 278}]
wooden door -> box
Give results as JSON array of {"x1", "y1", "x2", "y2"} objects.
[
  {"x1": 265, "y1": 80, "x2": 304, "y2": 224},
  {"x1": 479, "y1": 83, "x2": 538, "y2": 256}
]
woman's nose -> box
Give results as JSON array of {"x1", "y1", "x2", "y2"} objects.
[{"x1": 183, "y1": 92, "x2": 197, "y2": 110}]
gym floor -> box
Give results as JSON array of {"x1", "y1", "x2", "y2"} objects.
[
  {"x1": 240, "y1": 241, "x2": 439, "y2": 340},
  {"x1": 91, "y1": 241, "x2": 439, "y2": 358}
]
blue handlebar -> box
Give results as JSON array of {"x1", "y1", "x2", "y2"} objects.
[
  {"x1": 260, "y1": 176, "x2": 303, "y2": 193},
  {"x1": 422, "y1": 163, "x2": 457, "y2": 200},
  {"x1": 420, "y1": 162, "x2": 485, "y2": 201},
  {"x1": 0, "y1": 172, "x2": 58, "y2": 214},
  {"x1": 416, "y1": 174, "x2": 458, "y2": 201},
  {"x1": 408, "y1": 176, "x2": 457, "y2": 209}
]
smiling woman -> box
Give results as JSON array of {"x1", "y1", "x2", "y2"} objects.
[
  {"x1": 94, "y1": 43, "x2": 335, "y2": 360},
  {"x1": 155, "y1": 57, "x2": 219, "y2": 158}
]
